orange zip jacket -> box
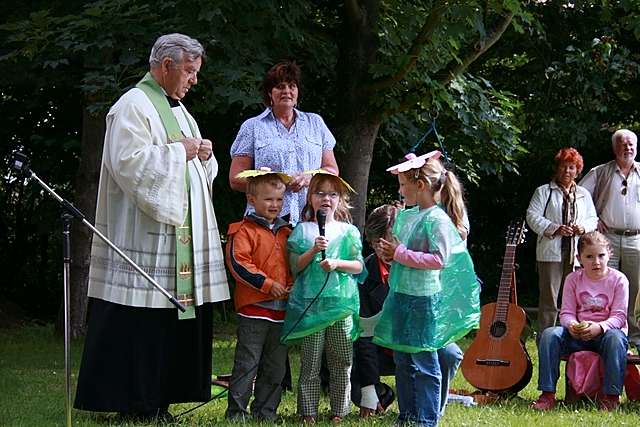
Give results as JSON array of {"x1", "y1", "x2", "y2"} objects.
[{"x1": 225, "y1": 215, "x2": 293, "y2": 311}]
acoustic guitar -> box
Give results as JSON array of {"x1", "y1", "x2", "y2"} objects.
[{"x1": 461, "y1": 219, "x2": 532, "y2": 394}]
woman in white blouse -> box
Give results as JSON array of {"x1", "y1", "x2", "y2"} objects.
[{"x1": 526, "y1": 148, "x2": 598, "y2": 341}]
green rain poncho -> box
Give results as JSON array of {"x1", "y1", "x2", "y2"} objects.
[
  {"x1": 281, "y1": 221, "x2": 363, "y2": 344},
  {"x1": 373, "y1": 205, "x2": 480, "y2": 353}
]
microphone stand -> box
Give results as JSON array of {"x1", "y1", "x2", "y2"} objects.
[
  {"x1": 10, "y1": 151, "x2": 186, "y2": 427},
  {"x1": 62, "y1": 213, "x2": 73, "y2": 427}
]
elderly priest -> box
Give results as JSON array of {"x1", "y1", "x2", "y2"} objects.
[{"x1": 74, "y1": 33, "x2": 229, "y2": 423}]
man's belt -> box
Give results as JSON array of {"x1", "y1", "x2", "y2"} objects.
[{"x1": 610, "y1": 228, "x2": 640, "y2": 236}]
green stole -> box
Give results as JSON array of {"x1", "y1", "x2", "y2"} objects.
[{"x1": 136, "y1": 72, "x2": 196, "y2": 320}]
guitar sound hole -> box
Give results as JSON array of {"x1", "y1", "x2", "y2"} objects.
[{"x1": 490, "y1": 321, "x2": 507, "y2": 338}]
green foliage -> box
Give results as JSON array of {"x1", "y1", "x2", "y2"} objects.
[
  {"x1": 444, "y1": 74, "x2": 525, "y2": 181},
  {"x1": 367, "y1": 0, "x2": 531, "y2": 187},
  {"x1": 1, "y1": 1, "x2": 164, "y2": 108},
  {"x1": 0, "y1": 0, "x2": 336, "y2": 116}
]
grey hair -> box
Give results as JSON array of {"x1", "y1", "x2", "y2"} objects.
[
  {"x1": 611, "y1": 129, "x2": 637, "y2": 147},
  {"x1": 149, "y1": 33, "x2": 205, "y2": 67}
]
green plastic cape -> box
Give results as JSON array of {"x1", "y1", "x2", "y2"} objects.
[
  {"x1": 281, "y1": 222, "x2": 362, "y2": 344},
  {"x1": 373, "y1": 206, "x2": 480, "y2": 353}
]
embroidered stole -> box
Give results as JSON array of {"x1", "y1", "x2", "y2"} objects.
[
  {"x1": 559, "y1": 181, "x2": 578, "y2": 265},
  {"x1": 136, "y1": 72, "x2": 196, "y2": 320}
]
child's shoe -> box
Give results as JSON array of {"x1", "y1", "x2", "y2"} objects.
[
  {"x1": 599, "y1": 394, "x2": 620, "y2": 411},
  {"x1": 531, "y1": 392, "x2": 556, "y2": 410},
  {"x1": 377, "y1": 383, "x2": 396, "y2": 412}
]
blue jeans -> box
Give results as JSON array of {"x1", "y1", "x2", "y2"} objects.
[
  {"x1": 438, "y1": 343, "x2": 463, "y2": 416},
  {"x1": 537, "y1": 326, "x2": 628, "y2": 395},
  {"x1": 394, "y1": 350, "x2": 441, "y2": 427}
]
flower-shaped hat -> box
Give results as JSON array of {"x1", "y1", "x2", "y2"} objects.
[{"x1": 386, "y1": 151, "x2": 442, "y2": 175}]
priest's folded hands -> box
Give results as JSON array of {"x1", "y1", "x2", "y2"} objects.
[
  {"x1": 197, "y1": 138, "x2": 213, "y2": 161},
  {"x1": 180, "y1": 137, "x2": 200, "y2": 160}
]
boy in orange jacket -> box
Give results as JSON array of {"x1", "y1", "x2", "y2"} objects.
[{"x1": 225, "y1": 170, "x2": 293, "y2": 421}]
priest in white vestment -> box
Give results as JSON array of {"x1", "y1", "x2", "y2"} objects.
[{"x1": 74, "y1": 33, "x2": 229, "y2": 423}]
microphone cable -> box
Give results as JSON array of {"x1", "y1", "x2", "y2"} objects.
[{"x1": 175, "y1": 267, "x2": 333, "y2": 419}]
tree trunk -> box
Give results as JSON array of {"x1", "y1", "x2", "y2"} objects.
[
  {"x1": 55, "y1": 106, "x2": 105, "y2": 338},
  {"x1": 339, "y1": 119, "x2": 382, "y2": 229},
  {"x1": 334, "y1": 0, "x2": 382, "y2": 229}
]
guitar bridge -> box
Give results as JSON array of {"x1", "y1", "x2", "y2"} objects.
[{"x1": 475, "y1": 359, "x2": 511, "y2": 367}]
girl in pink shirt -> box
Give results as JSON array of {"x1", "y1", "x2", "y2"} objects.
[{"x1": 533, "y1": 231, "x2": 629, "y2": 411}]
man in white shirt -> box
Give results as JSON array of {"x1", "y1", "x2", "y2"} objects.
[{"x1": 580, "y1": 129, "x2": 640, "y2": 350}]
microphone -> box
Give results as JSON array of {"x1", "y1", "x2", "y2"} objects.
[
  {"x1": 10, "y1": 148, "x2": 32, "y2": 179},
  {"x1": 316, "y1": 208, "x2": 327, "y2": 260}
]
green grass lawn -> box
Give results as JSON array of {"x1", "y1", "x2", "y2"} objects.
[{"x1": 1, "y1": 323, "x2": 639, "y2": 426}]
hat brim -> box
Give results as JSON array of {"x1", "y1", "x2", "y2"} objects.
[
  {"x1": 303, "y1": 169, "x2": 356, "y2": 193},
  {"x1": 235, "y1": 169, "x2": 293, "y2": 184},
  {"x1": 386, "y1": 150, "x2": 442, "y2": 175}
]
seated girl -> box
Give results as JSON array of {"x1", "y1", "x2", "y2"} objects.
[{"x1": 533, "y1": 231, "x2": 629, "y2": 411}]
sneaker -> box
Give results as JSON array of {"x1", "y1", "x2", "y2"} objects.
[
  {"x1": 329, "y1": 415, "x2": 342, "y2": 424},
  {"x1": 302, "y1": 415, "x2": 316, "y2": 424},
  {"x1": 531, "y1": 393, "x2": 556, "y2": 411},
  {"x1": 599, "y1": 395, "x2": 620, "y2": 411}
]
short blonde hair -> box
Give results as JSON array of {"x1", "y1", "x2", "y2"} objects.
[{"x1": 246, "y1": 174, "x2": 286, "y2": 196}]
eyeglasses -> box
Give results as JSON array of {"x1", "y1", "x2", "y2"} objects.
[
  {"x1": 313, "y1": 191, "x2": 339, "y2": 199},
  {"x1": 622, "y1": 179, "x2": 628, "y2": 196}
]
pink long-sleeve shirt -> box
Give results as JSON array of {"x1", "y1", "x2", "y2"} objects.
[
  {"x1": 559, "y1": 268, "x2": 629, "y2": 334},
  {"x1": 393, "y1": 244, "x2": 444, "y2": 270}
]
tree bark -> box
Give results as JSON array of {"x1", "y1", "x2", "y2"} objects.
[
  {"x1": 339, "y1": 118, "x2": 382, "y2": 229},
  {"x1": 335, "y1": 0, "x2": 382, "y2": 229},
  {"x1": 55, "y1": 106, "x2": 104, "y2": 338}
]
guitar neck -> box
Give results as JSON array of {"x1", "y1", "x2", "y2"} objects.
[{"x1": 494, "y1": 244, "x2": 517, "y2": 322}]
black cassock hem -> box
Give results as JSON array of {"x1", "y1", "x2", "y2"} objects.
[{"x1": 74, "y1": 298, "x2": 214, "y2": 413}]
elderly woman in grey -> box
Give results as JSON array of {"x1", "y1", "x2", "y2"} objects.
[{"x1": 229, "y1": 61, "x2": 338, "y2": 224}]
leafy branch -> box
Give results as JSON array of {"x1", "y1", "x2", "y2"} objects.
[
  {"x1": 436, "y1": 10, "x2": 514, "y2": 86},
  {"x1": 362, "y1": 0, "x2": 447, "y2": 95}
]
